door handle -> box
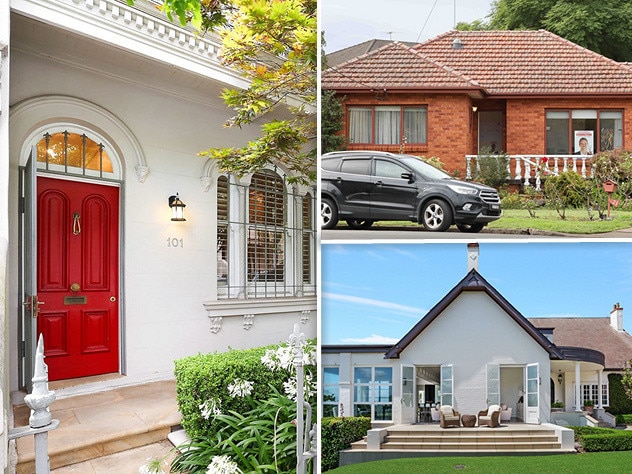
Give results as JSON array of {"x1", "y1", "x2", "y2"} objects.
[
  {"x1": 23, "y1": 295, "x2": 45, "y2": 318},
  {"x1": 375, "y1": 181, "x2": 383, "y2": 186}
]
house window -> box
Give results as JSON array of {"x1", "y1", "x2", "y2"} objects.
[
  {"x1": 216, "y1": 170, "x2": 316, "y2": 299},
  {"x1": 323, "y1": 367, "x2": 340, "y2": 417},
  {"x1": 353, "y1": 367, "x2": 393, "y2": 421},
  {"x1": 581, "y1": 383, "x2": 609, "y2": 406},
  {"x1": 546, "y1": 109, "x2": 623, "y2": 154},
  {"x1": 348, "y1": 106, "x2": 427, "y2": 145}
]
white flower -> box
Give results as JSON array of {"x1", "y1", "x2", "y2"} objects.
[
  {"x1": 139, "y1": 458, "x2": 167, "y2": 474},
  {"x1": 199, "y1": 397, "x2": 222, "y2": 420},
  {"x1": 227, "y1": 379, "x2": 254, "y2": 398},
  {"x1": 283, "y1": 373, "x2": 316, "y2": 401},
  {"x1": 206, "y1": 455, "x2": 242, "y2": 474}
]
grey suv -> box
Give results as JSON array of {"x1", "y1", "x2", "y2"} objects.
[{"x1": 321, "y1": 151, "x2": 501, "y2": 232}]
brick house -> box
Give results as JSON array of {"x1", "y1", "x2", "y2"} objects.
[{"x1": 322, "y1": 30, "x2": 632, "y2": 178}]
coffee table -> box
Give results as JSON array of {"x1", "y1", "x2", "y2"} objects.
[{"x1": 461, "y1": 414, "x2": 476, "y2": 427}]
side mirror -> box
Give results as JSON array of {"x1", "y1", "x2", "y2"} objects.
[{"x1": 401, "y1": 172, "x2": 414, "y2": 183}]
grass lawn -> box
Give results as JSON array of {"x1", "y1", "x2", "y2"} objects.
[
  {"x1": 342, "y1": 209, "x2": 632, "y2": 234},
  {"x1": 327, "y1": 452, "x2": 632, "y2": 473}
]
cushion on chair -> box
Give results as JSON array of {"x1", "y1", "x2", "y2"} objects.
[
  {"x1": 488, "y1": 404, "x2": 501, "y2": 414},
  {"x1": 440, "y1": 405, "x2": 454, "y2": 416}
]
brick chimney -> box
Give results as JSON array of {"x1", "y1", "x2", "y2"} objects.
[
  {"x1": 610, "y1": 303, "x2": 624, "y2": 331},
  {"x1": 467, "y1": 243, "x2": 479, "y2": 272}
]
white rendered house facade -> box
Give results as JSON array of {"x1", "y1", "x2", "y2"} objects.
[
  {"x1": 0, "y1": 1, "x2": 316, "y2": 453},
  {"x1": 322, "y1": 270, "x2": 611, "y2": 426}
]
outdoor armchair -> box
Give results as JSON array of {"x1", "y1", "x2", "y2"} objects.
[
  {"x1": 478, "y1": 404, "x2": 502, "y2": 427},
  {"x1": 439, "y1": 405, "x2": 461, "y2": 428},
  {"x1": 500, "y1": 404, "x2": 512, "y2": 422}
]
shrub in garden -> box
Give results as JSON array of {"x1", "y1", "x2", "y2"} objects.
[
  {"x1": 171, "y1": 340, "x2": 316, "y2": 473},
  {"x1": 321, "y1": 416, "x2": 372, "y2": 472},
  {"x1": 544, "y1": 171, "x2": 587, "y2": 218},
  {"x1": 472, "y1": 150, "x2": 509, "y2": 189},
  {"x1": 570, "y1": 426, "x2": 632, "y2": 452},
  {"x1": 608, "y1": 373, "x2": 632, "y2": 415}
]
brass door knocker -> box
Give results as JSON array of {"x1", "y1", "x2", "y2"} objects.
[{"x1": 72, "y1": 212, "x2": 81, "y2": 235}]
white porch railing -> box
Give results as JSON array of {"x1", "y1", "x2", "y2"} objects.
[{"x1": 465, "y1": 155, "x2": 593, "y2": 190}]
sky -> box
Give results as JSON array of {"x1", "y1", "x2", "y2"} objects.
[
  {"x1": 321, "y1": 0, "x2": 494, "y2": 53},
  {"x1": 321, "y1": 241, "x2": 632, "y2": 345}
]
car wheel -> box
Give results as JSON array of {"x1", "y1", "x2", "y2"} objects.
[
  {"x1": 456, "y1": 223, "x2": 485, "y2": 233},
  {"x1": 321, "y1": 197, "x2": 339, "y2": 229},
  {"x1": 421, "y1": 199, "x2": 453, "y2": 232},
  {"x1": 346, "y1": 219, "x2": 374, "y2": 229}
]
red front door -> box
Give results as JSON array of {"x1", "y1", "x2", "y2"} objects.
[{"x1": 37, "y1": 176, "x2": 120, "y2": 380}]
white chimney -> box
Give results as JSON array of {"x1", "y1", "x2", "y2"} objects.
[
  {"x1": 467, "y1": 243, "x2": 479, "y2": 272},
  {"x1": 610, "y1": 303, "x2": 624, "y2": 331}
]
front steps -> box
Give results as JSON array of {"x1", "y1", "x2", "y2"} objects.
[
  {"x1": 12, "y1": 380, "x2": 181, "y2": 473},
  {"x1": 352, "y1": 427, "x2": 562, "y2": 452}
]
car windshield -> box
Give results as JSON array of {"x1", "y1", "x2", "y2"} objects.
[{"x1": 399, "y1": 155, "x2": 453, "y2": 180}]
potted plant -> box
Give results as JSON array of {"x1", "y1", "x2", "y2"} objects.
[
  {"x1": 583, "y1": 400, "x2": 594, "y2": 414},
  {"x1": 551, "y1": 400, "x2": 564, "y2": 412}
]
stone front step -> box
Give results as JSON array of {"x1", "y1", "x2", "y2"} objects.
[
  {"x1": 13, "y1": 380, "x2": 181, "y2": 473},
  {"x1": 351, "y1": 427, "x2": 563, "y2": 453}
]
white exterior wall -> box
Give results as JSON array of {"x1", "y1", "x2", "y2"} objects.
[
  {"x1": 398, "y1": 292, "x2": 551, "y2": 423},
  {"x1": 7, "y1": 12, "x2": 315, "y2": 393}
]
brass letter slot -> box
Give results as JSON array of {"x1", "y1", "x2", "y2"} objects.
[{"x1": 64, "y1": 296, "x2": 87, "y2": 305}]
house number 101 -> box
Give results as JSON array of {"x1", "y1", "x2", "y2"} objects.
[{"x1": 167, "y1": 237, "x2": 183, "y2": 248}]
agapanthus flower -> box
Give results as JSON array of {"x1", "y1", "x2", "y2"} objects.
[{"x1": 206, "y1": 455, "x2": 242, "y2": 474}]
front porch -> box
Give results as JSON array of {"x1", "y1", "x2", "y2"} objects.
[
  {"x1": 340, "y1": 422, "x2": 575, "y2": 466},
  {"x1": 465, "y1": 154, "x2": 593, "y2": 190}
]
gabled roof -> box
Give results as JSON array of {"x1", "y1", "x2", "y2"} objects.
[
  {"x1": 326, "y1": 39, "x2": 419, "y2": 69},
  {"x1": 321, "y1": 41, "x2": 482, "y2": 94},
  {"x1": 323, "y1": 30, "x2": 632, "y2": 96},
  {"x1": 529, "y1": 318, "x2": 632, "y2": 370},
  {"x1": 384, "y1": 269, "x2": 564, "y2": 359}
]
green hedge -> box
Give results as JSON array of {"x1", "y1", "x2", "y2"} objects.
[
  {"x1": 321, "y1": 417, "x2": 372, "y2": 472},
  {"x1": 608, "y1": 374, "x2": 632, "y2": 415},
  {"x1": 571, "y1": 426, "x2": 632, "y2": 452},
  {"x1": 174, "y1": 344, "x2": 291, "y2": 438}
]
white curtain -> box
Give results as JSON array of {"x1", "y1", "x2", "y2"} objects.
[
  {"x1": 375, "y1": 106, "x2": 400, "y2": 144},
  {"x1": 348, "y1": 107, "x2": 372, "y2": 143}
]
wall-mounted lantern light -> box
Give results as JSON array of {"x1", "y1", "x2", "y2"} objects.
[
  {"x1": 557, "y1": 371, "x2": 563, "y2": 384},
  {"x1": 169, "y1": 193, "x2": 186, "y2": 221},
  {"x1": 472, "y1": 106, "x2": 478, "y2": 113}
]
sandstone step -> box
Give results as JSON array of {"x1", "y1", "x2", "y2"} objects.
[{"x1": 13, "y1": 380, "x2": 181, "y2": 473}]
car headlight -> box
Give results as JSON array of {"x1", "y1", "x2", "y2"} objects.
[{"x1": 447, "y1": 184, "x2": 479, "y2": 195}]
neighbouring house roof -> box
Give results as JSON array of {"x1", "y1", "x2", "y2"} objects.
[
  {"x1": 383, "y1": 269, "x2": 564, "y2": 360},
  {"x1": 321, "y1": 41, "x2": 482, "y2": 94},
  {"x1": 529, "y1": 318, "x2": 632, "y2": 370},
  {"x1": 326, "y1": 39, "x2": 419, "y2": 68},
  {"x1": 323, "y1": 29, "x2": 632, "y2": 96}
]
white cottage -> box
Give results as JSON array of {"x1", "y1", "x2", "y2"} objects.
[
  {"x1": 0, "y1": 1, "x2": 316, "y2": 467},
  {"x1": 322, "y1": 262, "x2": 620, "y2": 427}
]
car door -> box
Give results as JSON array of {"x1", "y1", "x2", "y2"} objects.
[
  {"x1": 370, "y1": 158, "x2": 418, "y2": 220},
  {"x1": 334, "y1": 156, "x2": 372, "y2": 217}
]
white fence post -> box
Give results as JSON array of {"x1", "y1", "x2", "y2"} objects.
[
  {"x1": 8, "y1": 335, "x2": 59, "y2": 474},
  {"x1": 290, "y1": 323, "x2": 316, "y2": 474}
]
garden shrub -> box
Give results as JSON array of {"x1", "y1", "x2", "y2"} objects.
[
  {"x1": 321, "y1": 416, "x2": 372, "y2": 472},
  {"x1": 581, "y1": 432, "x2": 632, "y2": 452},
  {"x1": 174, "y1": 342, "x2": 316, "y2": 438},
  {"x1": 472, "y1": 151, "x2": 509, "y2": 189},
  {"x1": 544, "y1": 171, "x2": 587, "y2": 218},
  {"x1": 608, "y1": 373, "x2": 632, "y2": 415}
]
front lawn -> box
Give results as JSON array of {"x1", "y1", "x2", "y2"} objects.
[
  {"x1": 327, "y1": 452, "x2": 632, "y2": 473},
  {"x1": 486, "y1": 209, "x2": 632, "y2": 234},
  {"x1": 336, "y1": 209, "x2": 632, "y2": 234}
]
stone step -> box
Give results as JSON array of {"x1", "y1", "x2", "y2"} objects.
[
  {"x1": 382, "y1": 441, "x2": 562, "y2": 451},
  {"x1": 13, "y1": 380, "x2": 181, "y2": 473},
  {"x1": 386, "y1": 434, "x2": 559, "y2": 444}
]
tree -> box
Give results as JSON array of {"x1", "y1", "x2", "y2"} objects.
[
  {"x1": 321, "y1": 90, "x2": 345, "y2": 154},
  {"x1": 458, "y1": 0, "x2": 632, "y2": 62},
  {"x1": 159, "y1": 0, "x2": 316, "y2": 184},
  {"x1": 622, "y1": 360, "x2": 632, "y2": 400}
]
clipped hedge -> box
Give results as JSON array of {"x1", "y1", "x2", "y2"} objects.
[
  {"x1": 321, "y1": 417, "x2": 371, "y2": 472},
  {"x1": 608, "y1": 373, "x2": 632, "y2": 415},
  {"x1": 174, "y1": 344, "x2": 291, "y2": 438},
  {"x1": 571, "y1": 426, "x2": 632, "y2": 452}
]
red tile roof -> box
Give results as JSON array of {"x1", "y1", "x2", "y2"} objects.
[
  {"x1": 321, "y1": 41, "x2": 481, "y2": 92},
  {"x1": 323, "y1": 30, "x2": 632, "y2": 96},
  {"x1": 529, "y1": 317, "x2": 632, "y2": 370}
]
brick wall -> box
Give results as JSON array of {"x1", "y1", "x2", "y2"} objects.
[{"x1": 335, "y1": 92, "x2": 632, "y2": 177}]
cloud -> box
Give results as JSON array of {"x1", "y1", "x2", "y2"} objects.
[
  {"x1": 322, "y1": 292, "x2": 423, "y2": 316},
  {"x1": 340, "y1": 334, "x2": 400, "y2": 344}
]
